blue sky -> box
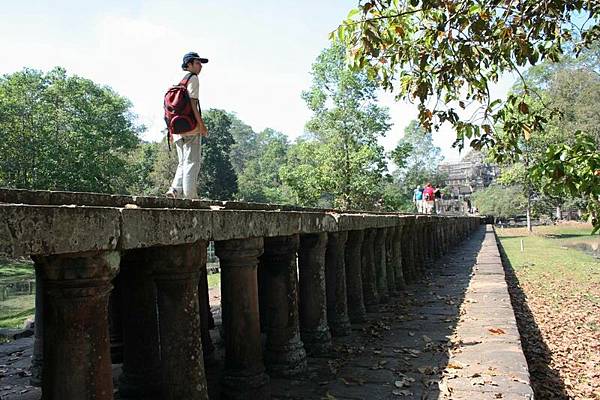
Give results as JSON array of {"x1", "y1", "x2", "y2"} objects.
[{"x1": 0, "y1": 1, "x2": 515, "y2": 162}]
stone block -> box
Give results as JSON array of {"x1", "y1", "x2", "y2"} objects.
[
  {"x1": 0, "y1": 205, "x2": 120, "y2": 257},
  {"x1": 120, "y1": 208, "x2": 212, "y2": 248}
]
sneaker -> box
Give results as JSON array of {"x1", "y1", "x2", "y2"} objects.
[{"x1": 165, "y1": 188, "x2": 178, "y2": 198}]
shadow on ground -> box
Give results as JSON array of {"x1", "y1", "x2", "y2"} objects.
[
  {"x1": 204, "y1": 229, "x2": 484, "y2": 399},
  {"x1": 497, "y1": 238, "x2": 570, "y2": 399}
]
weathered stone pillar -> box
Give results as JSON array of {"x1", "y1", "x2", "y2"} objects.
[
  {"x1": 151, "y1": 242, "x2": 208, "y2": 400},
  {"x1": 361, "y1": 228, "x2": 379, "y2": 312},
  {"x1": 29, "y1": 263, "x2": 43, "y2": 387},
  {"x1": 35, "y1": 251, "x2": 119, "y2": 400},
  {"x1": 257, "y1": 253, "x2": 270, "y2": 334},
  {"x1": 325, "y1": 231, "x2": 351, "y2": 336},
  {"x1": 197, "y1": 242, "x2": 215, "y2": 363},
  {"x1": 433, "y1": 221, "x2": 440, "y2": 259},
  {"x1": 445, "y1": 220, "x2": 452, "y2": 250},
  {"x1": 298, "y1": 233, "x2": 332, "y2": 355},
  {"x1": 437, "y1": 223, "x2": 444, "y2": 256},
  {"x1": 119, "y1": 249, "x2": 161, "y2": 399},
  {"x1": 108, "y1": 273, "x2": 123, "y2": 364},
  {"x1": 391, "y1": 224, "x2": 406, "y2": 291},
  {"x1": 374, "y1": 228, "x2": 389, "y2": 303},
  {"x1": 261, "y1": 235, "x2": 307, "y2": 377},
  {"x1": 413, "y1": 220, "x2": 424, "y2": 276},
  {"x1": 438, "y1": 221, "x2": 445, "y2": 255},
  {"x1": 401, "y1": 219, "x2": 416, "y2": 283},
  {"x1": 384, "y1": 227, "x2": 396, "y2": 295},
  {"x1": 423, "y1": 221, "x2": 432, "y2": 265},
  {"x1": 345, "y1": 230, "x2": 366, "y2": 323},
  {"x1": 433, "y1": 221, "x2": 439, "y2": 258},
  {"x1": 215, "y1": 237, "x2": 270, "y2": 400}
]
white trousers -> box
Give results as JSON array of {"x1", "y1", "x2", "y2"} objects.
[{"x1": 170, "y1": 135, "x2": 202, "y2": 199}]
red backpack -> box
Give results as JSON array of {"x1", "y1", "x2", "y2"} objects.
[{"x1": 163, "y1": 73, "x2": 197, "y2": 145}]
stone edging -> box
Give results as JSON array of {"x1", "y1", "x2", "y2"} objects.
[{"x1": 441, "y1": 225, "x2": 534, "y2": 399}]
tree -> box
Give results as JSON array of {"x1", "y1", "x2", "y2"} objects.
[
  {"x1": 493, "y1": 50, "x2": 600, "y2": 229},
  {"x1": 333, "y1": 0, "x2": 600, "y2": 229},
  {"x1": 125, "y1": 141, "x2": 161, "y2": 196},
  {"x1": 389, "y1": 120, "x2": 445, "y2": 210},
  {"x1": 281, "y1": 44, "x2": 391, "y2": 210},
  {"x1": 0, "y1": 67, "x2": 143, "y2": 193},
  {"x1": 280, "y1": 139, "x2": 331, "y2": 207},
  {"x1": 228, "y1": 114, "x2": 260, "y2": 175},
  {"x1": 471, "y1": 185, "x2": 528, "y2": 221},
  {"x1": 198, "y1": 109, "x2": 238, "y2": 200},
  {"x1": 148, "y1": 139, "x2": 178, "y2": 195},
  {"x1": 236, "y1": 128, "x2": 291, "y2": 203}
]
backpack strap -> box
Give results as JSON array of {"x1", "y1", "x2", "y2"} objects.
[{"x1": 179, "y1": 72, "x2": 196, "y2": 86}]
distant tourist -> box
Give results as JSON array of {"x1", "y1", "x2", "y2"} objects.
[
  {"x1": 413, "y1": 185, "x2": 423, "y2": 213},
  {"x1": 423, "y1": 183, "x2": 435, "y2": 214},
  {"x1": 433, "y1": 185, "x2": 442, "y2": 213},
  {"x1": 164, "y1": 51, "x2": 209, "y2": 199}
]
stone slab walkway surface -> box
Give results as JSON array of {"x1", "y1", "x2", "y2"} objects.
[
  {"x1": 266, "y1": 225, "x2": 533, "y2": 400},
  {"x1": 0, "y1": 225, "x2": 533, "y2": 400}
]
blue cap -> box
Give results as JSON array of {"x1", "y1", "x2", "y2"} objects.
[{"x1": 181, "y1": 52, "x2": 209, "y2": 68}]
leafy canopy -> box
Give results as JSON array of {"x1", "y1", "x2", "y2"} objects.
[
  {"x1": 333, "y1": 0, "x2": 598, "y2": 152},
  {"x1": 0, "y1": 67, "x2": 142, "y2": 193},
  {"x1": 471, "y1": 185, "x2": 528, "y2": 219},
  {"x1": 281, "y1": 44, "x2": 391, "y2": 210},
  {"x1": 199, "y1": 109, "x2": 238, "y2": 200},
  {"x1": 333, "y1": 0, "x2": 600, "y2": 227}
]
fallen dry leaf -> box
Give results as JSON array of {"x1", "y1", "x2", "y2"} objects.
[
  {"x1": 392, "y1": 389, "x2": 413, "y2": 396},
  {"x1": 447, "y1": 361, "x2": 467, "y2": 369}
]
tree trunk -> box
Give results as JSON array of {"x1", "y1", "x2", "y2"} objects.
[{"x1": 526, "y1": 196, "x2": 532, "y2": 233}]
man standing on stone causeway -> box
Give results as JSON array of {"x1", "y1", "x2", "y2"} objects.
[{"x1": 164, "y1": 51, "x2": 209, "y2": 199}]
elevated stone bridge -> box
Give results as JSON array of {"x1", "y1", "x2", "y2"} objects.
[{"x1": 0, "y1": 189, "x2": 481, "y2": 400}]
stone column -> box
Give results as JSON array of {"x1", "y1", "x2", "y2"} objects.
[
  {"x1": 401, "y1": 219, "x2": 416, "y2": 283},
  {"x1": 197, "y1": 242, "x2": 215, "y2": 363},
  {"x1": 325, "y1": 231, "x2": 351, "y2": 336},
  {"x1": 374, "y1": 228, "x2": 389, "y2": 303},
  {"x1": 215, "y1": 237, "x2": 270, "y2": 400},
  {"x1": 384, "y1": 227, "x2": 396, "y2": 296},
  {"x1": 437, "y1": 223, "x2": 444, "y2": 257},
  {"x1": 345, "y1": 230, "x2": 366, "y2": 323},
  {"x1": 421, "y1": 221, "x2": 429, "y2": 272},
  {"x1": 391, "y1": 225, "x2": 406, "y2": 292},
  {"x1": 434, "y1": 222, "x2": 439, "y2": 256},
  {"x1": 443, "y1": 220, "x2": 449, "y2": 253},
  {"x1": 298, "y1": 233, "x2": 332, "y2": 355},
  {"x1": 422, "y1": 221, "x2": 432, "y2": 265},
  {"x1": 413, "y1": 221, "x2": 424, "y2": 277},
  {"x1": 118, "y1": 249, "x2": 162, "y2": 399},
  {"x1": 108, "y1": 273, "x2": 123, "y2": 364},
  {"x1": 433, "y1": 222, "x2": 439, "y2": 258},
  {"x1": 35, "y1": 251, "x2": 119, "y2": 400},
  {"x1": 258, "y1": 258, "x2": 268, "y2": 332},
  {"x1": 361, "y1": 228, "x2": 379, "y2": 312},
  {"x1": 29, "y1": 263, "x2": 43, "y2": 387},
  {"x1": 151, "y1": 242, "x2": 208, "y2": 400},
  {"x1": 261, "y1": 235, "x2": 306, "y2": 377}
]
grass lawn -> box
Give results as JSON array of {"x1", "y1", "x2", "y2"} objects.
[
  {"x1": 0, "y1": 258, "x2": 35, "y2": 328},
  {"x1": 207, "y1": 272, "x2": 220, "y2": 289},
  {"x1": 496, "y1": 222, "x2": 600, "y2": 399},
  {"x1": 0, "y1": 258, "x2": 34, "y2": 285},
  {"x1": 497, "y1": 223, "x2": 599, "y2": 300}
]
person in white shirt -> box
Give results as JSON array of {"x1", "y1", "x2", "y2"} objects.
[{"x1": 166, "y1": 52, "x2": 209, "y2": 199}]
